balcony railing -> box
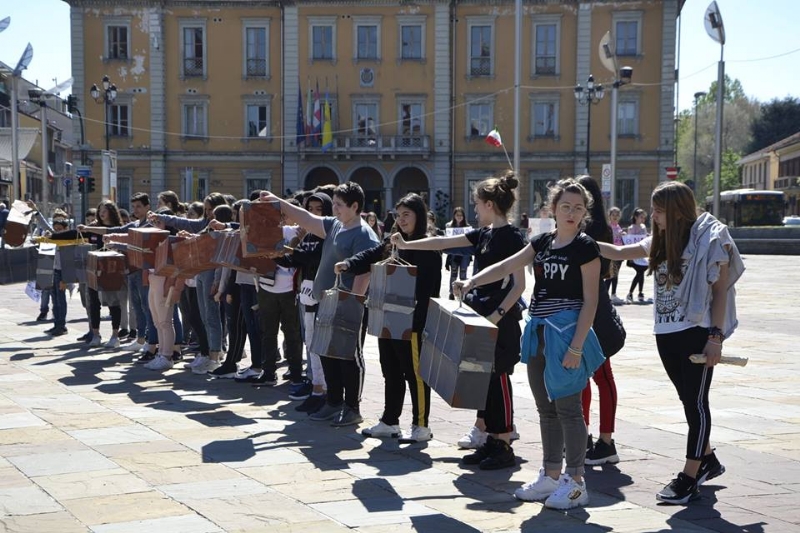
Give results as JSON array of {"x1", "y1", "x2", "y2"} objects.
[
  {"x1": 470, "y1": 57, "x2": 491, "y2": 76},
  {"x1": 246, "y1": 58, "x2": 267, "y2": 77},
  {"x1": 183, "y1": 57, "x2": 204, "y2": 77},
  {"x1": 299, "y1": 135, "x2": 431, "y2": 157}
]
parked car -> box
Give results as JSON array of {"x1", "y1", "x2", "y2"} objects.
[{"x1": 783, "y1": 216, "x2": 800, "y2": 226}]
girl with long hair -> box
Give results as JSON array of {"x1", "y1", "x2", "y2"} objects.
[
  {"x1": 597, "y1": 181, "x2": 744, "y2": 504},
  {"x1": 455, "y1": 178, "x2": 603, "y2": 509},
  {"x1": 337, "y1": 193, "x2": 442, "y2": 442},
  {"x1": 88, "y1": 201, "x2": 125, "y2": 348},
  {"x1": 366, "y1": 211, "x2": 383, "y2": 238},
  {"x1": 445, "y1": 206, "x2": 472, "y2": 300},
  {"x1": 625, "y1": 208, "x2": 651, "y2": 304},
  {"x1": 393, "y1": 171, "x2": 527, "y2": 469}
]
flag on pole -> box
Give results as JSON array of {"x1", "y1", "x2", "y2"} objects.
[
  {"x1": 312, "y1": 81, "x2": 322, "y2": 144},
  {"x1": 485, "y1": 128, "x2": 503, "y2": 147},
  {"x1": 296, "y1": 85, "x2": 306, "y2": 146},
  {"x1": 306, "y1": 85, "x2": 313, "y2": 143},
  {"x1": 322, "y1": 92, "x2": 333, "y2": 152}
]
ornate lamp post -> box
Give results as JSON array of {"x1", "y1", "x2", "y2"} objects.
[{"x1": 574, "y1": 75, "x2": 605, "y2": 175}]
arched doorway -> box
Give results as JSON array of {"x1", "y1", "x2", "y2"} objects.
[
  {"x1": 349, "y1": 166, "x2": 385, "y2": 215},
  {"x1": 392, "y1": 166, "x2": 430, "y2": 209},
  {"x1": 304, "y1": 167, "x2": 340, "y2": 191}
]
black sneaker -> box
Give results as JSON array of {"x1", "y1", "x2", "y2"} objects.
[
  {"x1": 49, "y1": 327, "x2": 68, "y2": 337},
  {"x1": 118, "y1": 328, "x2": 130, "y2": 338},
  {"x1": 587, "y1": 433, "x2": 594, "y2": 453},
  {"x1": 252, "y1": 372, "x2": 278, "y2": 387},
  {"x1": 296, "y1": 394, "x2": 327, "y2": 413},
  {"x1": 78, "y1": 332, "x2": 92, "y2": 342},
  {"x1": 171, "y1": 351, "x2": 184, "y2": 362},
  {"x1": 135, "y1": 351, "x2": 157, "y2": 364},
  {"x1": 36, "y1": 311, "x2": 49, "y2": 322},
  {"x1": 656, "y1": 473, "x2": 699, "y2": 504},
  {"x1": 288, "y1": 380, "x2": 312, "y2": 401},
  {"x1": 282, "y1": 369, "x2": 291, "y2": 380},
  {"x1": 480, "y1": 438, "x2": 516, "y2": 470},
  {"x1": 210, "y1": 362, "x2": 238, "y2": 379},
  {"x1": 126, "y1": 330, "x2": 138, "y2": 341},
  {"x1": 697, "y1": 451, "x2": 726, "y2": 485},
  {"x1": 462, "y1": 436, "x2": 498, "y2": 466},
  {"x1": 585, "y1": 438, "x2": 620, "y2": 465}
]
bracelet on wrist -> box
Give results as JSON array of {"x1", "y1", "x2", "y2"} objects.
[
  {"x1": 567, "y1": 346, "x2": 583, "y2": 356},
  {"x1": 707, "y1": 326, "x2": 724, "y2": 340},
  {"x1": 707, "y1": 340, "x2": 723, "y2": 346}
]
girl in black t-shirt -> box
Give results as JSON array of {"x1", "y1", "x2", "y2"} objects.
[
  {"x1": 392, "y1": 170, "x2": 526, "y2": 471},
  {"x1": 454, "y1": 178, "x2": 601, "y2": 510}
]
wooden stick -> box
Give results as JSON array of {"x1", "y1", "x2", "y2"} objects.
[{"x1": 689, "y1": 354, "x2": 748, "y2": 367}]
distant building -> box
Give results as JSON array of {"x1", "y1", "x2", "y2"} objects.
[
  {"x1": 738, "y1": 131, "x2": 800, "y2": 216},
  {"x1": 64, "y1": 0, "x2": 680, "y2": 217}
]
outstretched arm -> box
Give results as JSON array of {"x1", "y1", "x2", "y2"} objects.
[
  {"x1": 454, "y1": 244, "x2": 534, "y2": 297},
  {"x1": 258, "y1": 191, "x2": 325, "y2": 238},
  {"x1": 597, "y1": 241, "x2": 648, "y2": 261},
  {"x1": 390, "y1": 232, "x2": 471, "y2": 251}
]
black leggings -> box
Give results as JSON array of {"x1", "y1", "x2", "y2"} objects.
[
  {"x1": 656, "y1": 327, "x2": 714, "y2": 461},
  {"x1": 377, "y1": 334, "x2": 431, "y2": 428},
  {"x1": 605, "y1": 260, "x2": 622, "y2": 295},
  {"x1": 629, "y1": 264, "x2": 648, "y2": 296},
  {"x1": 88, "y1": 287, "x2": 121, "y2": 330}
]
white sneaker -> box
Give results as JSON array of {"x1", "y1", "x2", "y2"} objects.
[
  {"x1": 457, "y1": 426, "x2": 488, "y2": 449},
  {"x1": 88, "y1": 335, "x2": 102, "y2": 347},
  {"x1": 204, "y1": 360, "x2": 221, "y2": 374},
  {"x1": 123, "y1": 340, "x2": 144, "y2": 352},
  {"x1": 145, "y1": 355, "x2": 174, "y2": 371},
  {"x1": 361, "y1": 421, "x2": 401, "y2": 439},
  {"x1": 515, "y1": 468, "x2": 560, "y2": 502},
  {"x1": 611, "y1": 295, "x2": 626, "y2": 306},
  {"x1": 234, "y1": 367, "x2": 263, "y2": 381},
  {"x1": 544, "y1": 473, "x2": 590, "y2": 510},
  {"x1": 399, "y1": 425, "x2": 433, "y2": 443},
  {"x1": 185, "y1": 355, "x2": 208, "y2": 370},
  {"x1": 104, "y1": 336, "x2": 120, "y2": 349},
  {"x1": 510, "y1": 424, "x2": 520, "y2": 442},
  {"x1": 191, "y1": 358, "x2": 218, "y2": 375}
]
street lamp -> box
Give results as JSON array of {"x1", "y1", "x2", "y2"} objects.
[
  {"x1": 704, "y1": 1, "x2": 726, "y2": 217},
  {"x1": 90, "y1": 75, "x2": 118, "y2": 151},
  {"x1": 692, "y1": 91, "x2": 707, "y2": 196},
  {"x1": 574, "y1": 75, "x2": 605, "y2": 175},
  {"x1": 608, "y1": 66, "x2": 633, "y2": 209}
]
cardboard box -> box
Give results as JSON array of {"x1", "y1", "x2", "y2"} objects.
[
  {"x1": 128, "y1": 227, "x2": 169, "y2": 270},
  {"x1": 2, "y1": 203, "x2": 33, "y2": 248},
  {"x1": 212, "y1": 231, "x2": 277, "y2": 277},
  {"x1": 311, "y1": 286, "x2": 366, "y2": 360},
  {"x1": 35, "y1": 247, "x2": 56, "y2": 290},
  {"x1": 154, "y1": 236, "x2": 185, "y2": 277},
  {"x1": 0, "y1": 247, "x2": 37, "y2": 285},
  {"x1": 58, "y1": 244, "x2": 93, "y2": 284},
  {"x1": 366, "y1": 262, "x2": 417, "y2": 340},
  {"x1": 172, "y1": 232, "x2": 220, "y2": 279},
  {"x1": 86, "y1": 250, "x2": 127, "y2": 291},
  {"x1": 419, "y1": 298, "x2": 498, "y2": 409},
  {"x1": 239, "y1": 201, "x2": 284, "y2": 257}
]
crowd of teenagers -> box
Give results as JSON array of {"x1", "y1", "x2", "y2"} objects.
[{"x1": 22, "y1": 174, "x2": 743, "y2": 509}]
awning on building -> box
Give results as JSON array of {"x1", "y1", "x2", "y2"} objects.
[{"x1": 0, "y1": 127, "x2": 40, "y2": 162}]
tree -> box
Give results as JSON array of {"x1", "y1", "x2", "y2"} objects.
[
  {"x1": 747, "y1": 97, "x2": 800, "y2": 154},
  {"x1": 702, "y1": 149, "x2": 742, "y2": 200},
  {"x1": 676, "y1": 76, "x2": 759, "y2": 194}
]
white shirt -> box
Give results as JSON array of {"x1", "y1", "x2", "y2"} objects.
[{"x1": 258, "y1": 225, "x2": 297, "y2": 294}]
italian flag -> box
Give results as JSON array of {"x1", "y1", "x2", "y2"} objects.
[{"x1": 485, "y1": 128, "x2": 502, "y2": 147}]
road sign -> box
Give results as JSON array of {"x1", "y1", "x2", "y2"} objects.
[
  {"x1": 601, "y1": 164, "x2": 612, "y2": 192},
  {"x1": 76, "y1": 165, "x2": 92, "y2": 178},
  {"x1": 666, "y1": 166, "x2": 679, "y2": 180},
  {"x1": 62, "y1": 177, "x2": 72, "y2": 188}
]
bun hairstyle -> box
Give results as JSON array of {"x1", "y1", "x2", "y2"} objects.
[{"x1": 473, "y1": 169, "x2": 519, "y2": 217}]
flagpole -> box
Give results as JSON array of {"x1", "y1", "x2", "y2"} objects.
[{"x1": 512, "y1": 0, "x2": 522, "y2": 222}]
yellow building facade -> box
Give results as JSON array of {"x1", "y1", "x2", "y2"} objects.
[{"x1": 66, "y1": 0, "x2": 679, "y2": 221}]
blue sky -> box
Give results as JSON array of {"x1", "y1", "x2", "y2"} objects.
[{"x1": 2, "y1": 0, "x2": 798, "y2": 111}]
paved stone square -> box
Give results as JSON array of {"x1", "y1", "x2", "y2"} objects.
[{"x1": 0, "y1": 254, "x2": 797, "y2": 532}]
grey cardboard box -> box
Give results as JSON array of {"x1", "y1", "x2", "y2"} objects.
[
  {"x1": 58, "y1": 244, "x2": 93, "y2": 284},
  {"x1": 420, "y1": 298, "x2": 497, "y2": 409},
  {"x1": 311, "y1": 287, "x2": 366, "y2": 360},
  {"x1": 35, "y1": 248, "x2": 55, "y2": 290},
  {"x1": 366, "y1": 262, "x2": 417, "y2": 340},
  {"x1": 0, "y1": 247, "x2": 37, "y2": 285}
]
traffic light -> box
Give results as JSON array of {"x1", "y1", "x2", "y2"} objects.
[
  {"x1": 78, "y1": 176, "x2": 85, "y2": 193},
  {"x1": 87, "y1": 177, "x2": 96, "y2": 193},
  {"x1": 66, "y1": 95, "x2": 78, "y2": 113}
]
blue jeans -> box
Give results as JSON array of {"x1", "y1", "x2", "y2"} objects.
[
  {"x1": 128, "y1": 271, "x2": 151, "y2": 341},
  {"x1": 195, "y1": 270, "x2": 222, "y2": 352},
  {"x1": 239, "y1": 283, "x2": 262, "y2": 362},
  {"x1": 52, "y1": 270, "x2": 67, "y2": 329},
  {"x1": 40, "y1": 288, "x2": 52, "y2": 313}
]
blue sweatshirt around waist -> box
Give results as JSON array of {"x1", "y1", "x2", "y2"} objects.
[{"x1": 520, "y1": 309, "x2": 606, "y2": 401}]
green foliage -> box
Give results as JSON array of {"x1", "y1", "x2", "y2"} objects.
[
  {"x1": 702, "y1": 149, "x2": 742, "y2": 197},
  {"x1": 747, "y1": 97, "x2": 800, "y2": 153},
  {"x1": 700, "y1": 74, "x2": 747, "y2": 105}
]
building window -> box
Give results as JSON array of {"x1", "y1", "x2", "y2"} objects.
[
  {"x1": 309, "y1": 16, "x2": 337, "y2": 62},
  {"x1": 618, "y1": 100, "x2": 639, "y2": 136},
  {"x1": 243, "y1": 22, "x2": 270, "y2": 78},
  {"x1": 531, "y1": 15, "x2": 562, "y2": 76},
  {"x1": 180, "y1": 21, "x2": 206, "y2": 78},
  {"x1": 245, "y1": 103, "x2": 270, "y2": 138},
  {"x1": 182, "y1": 102, "x2": 207, "y2": 139},
  {"x1": 615, "y1": 173, "x2": 638, "y2": 220},
  {"x1": 528, "y1": 173, "x2": 559, "y2": 215},
  {"x1": 613, "y1": 11, "x2": 642, "y2": 56},
  {"x1": 469, "y1": 24, "x2": 493, "y2": 77},
  {"x1": 467, "y1": 101, "x2": 493, "y2": 138},
  {"x1": 182, "y1": 169, "x2": 209, "y2": 202},
  {"x1": 353, "y1": 16, "x2": 381, "y2": 62},
  {"x1": 401, "y1": 25, "x2": 422, "y2": 59},
  {"x1": 109, "y1": 104, "x2": 130, "y2": 137},
  {"x1": 117, "y1": 175, "x2": 131, "y2": 211},
  {"x1": 399, "y1": 101, "x2": 424, "y2": 147},
  {"x1": 245, "y1": 173, "x2": 272, "y2": 198},
  {"x1": 106, "y1": 25, "x2": 129, "y2": 60},
  {"x1": 531, "y1": 99, "x2": 559, "y2": 138},
  {"x1": 354, "y1": 102, "x2": 378, "y2": 145}
]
